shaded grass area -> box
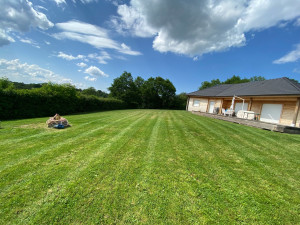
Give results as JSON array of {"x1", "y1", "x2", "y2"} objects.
[{"x1": 0, "y1": 109, "x2": 299, "y2": 224}]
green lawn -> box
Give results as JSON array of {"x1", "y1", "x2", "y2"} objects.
[{"x1": 0, "y1": 109, "x2": 299, "y2": 224}]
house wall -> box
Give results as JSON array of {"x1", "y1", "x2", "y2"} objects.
[
  {"x1": 213, "y1": 99, "x2": 222, "y2": 108},
  {"x1": 249, "y1": 99, "x2": 298, "y2": 126},
  {"x1": 188, "y1": 97, "x2": 208, "y2": 112},
  {"x1": 188, "y1": 98, "x2": 222, "y2": 113},
  {"x1": 280, "y1": 102, "x2": 296, "y2": 126},
  {"x1": 250, "y1": 102, "x2": 261, "y2": 114},
  {"x1": 187, "y1": 96, "x2": 300, "y2": 127}
]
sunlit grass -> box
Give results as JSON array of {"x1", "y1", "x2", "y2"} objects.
[{"x1": 0, "y1": 109, "x2": 299, "y2": 224}]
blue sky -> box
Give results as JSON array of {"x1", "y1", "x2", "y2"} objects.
[{"x1": 1, "y1": 0, "x2": 300, "y2": 93}]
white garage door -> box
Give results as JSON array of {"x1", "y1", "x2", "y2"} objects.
[
  {"x1": 260, "y1": 104, "x2": 282, "y2": 124},
  {"x1": 234, "y1": 102, "x2": 248, "y2": 113}
]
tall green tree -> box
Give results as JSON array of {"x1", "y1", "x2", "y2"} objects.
[
  {"x1": 142, "y1": 77, "x2": 176, "y2": 109},
  {"x1": 134, "y1": 76, "x2": 145, "y2": 107},
  {"x1": 223, "y1": 75, "x2": 249, "y2": 84},
  {"x1": 199, "y1": 79, "x2": 221, "y2": 90},
  {"x1": 172, "y1": 92, "x2": 187, "y2": 110},
  {"x1": 81, "y1": 87, "x2": 108, "y2": 98},
  {"x1": 108, "y1": 72, "x2": 140, "y2": 108},
  {"x1": 0, "y1": 77, "x2": 14, "y2": 90}
]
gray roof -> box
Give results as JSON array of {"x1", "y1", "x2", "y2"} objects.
[{"x1": 187, "y1": 77, "x2": 300, "y2": 97}]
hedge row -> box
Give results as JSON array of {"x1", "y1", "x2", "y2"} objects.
[{"x1": 0, "y1": 90, "x2": 127, "y2": 120}]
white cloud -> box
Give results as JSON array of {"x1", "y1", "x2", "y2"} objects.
[
  {"x1": 84, "y1": 76, "x2": 97, "y2": 81},
  {"x1": 35, "y1": 5, "x2": 48, "y2": 11},
  {"x1": 0, "y1": 0, "x2": 53, "y2": 46},
  {"x1": 19, "y1": 37, "x2": 40, "y2": 48},
  {"x1": 77, "y1": 62, "x2": 87, "y2": 67},
  {"x1": 112, "y1": 0, "x2": 300, "y2": 57},
  {"x1": 193, "y1": 56, "x2": 199, "y2": 61},
  {"x1": 88, "y1": 52, "x2": 112, "y2": 64},
  {"x1": 107, "y1": 0, "x2": 120, "y2": 7},
  {"x1": 111, "y1": 4, "x2": 156, "y2": 37},
  {"x1": 53, "y1": 20, "x2": 141, "y2": 55},
  {"x1": 84, "y1": 66, "x2": 109, "y2": 77},
  {"x1": 57, "y1": 51, "x2": 112, "y2": 65},
  {"x1": 239, "y1": 0, "x2": 300, "y2": 31},
  {"x1": 79, "y1": 0, "x2": 98, "y2": 4},
  {"x1": 57, "y1": 51, "x2": 85, "y2": 61},
  {"x1": 53, "y1": 0, "x2": 66, "y2": 6},
  {"x1": 56, "y1": 20, "x2": 108, "y2": 37},
  {"x1": 0, "y1": 58, "x2": 75, "y2": 85},
  {"x1": 69, "y1": 0, "x2": 99, "y2": 4},
  {"x1": 295, "y1": 18, "x2": 300, "y2": 26},
  {"x1": 273, "y1": 44, "x2": 300, "y2": 64},
  {"x1": 119, "y1": 43, "x2": 141, "y2": 55},
  {"x1": 45, "y1": 41, "x2": 51, "y2": 45},
  {"x1": 20, "y1": 39, "x2": 32, "y2": 44}
]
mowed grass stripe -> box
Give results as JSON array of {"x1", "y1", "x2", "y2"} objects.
[
  {"x1": 0, "y1": 110, "x2": 134, "y2": 147},
  {"x1": 180, "y1": 112, "x2": 299, "y2": 176},
  {"x1": 0, "y1": 110, "x2": 145, "y2": 197},
  {"x1": 0, "y1": 110, "x2": 299, "y2": 224},
  {"x1": 0, "y1": 110, "x2": 135, "y2": 146},
  {"x1": 53, "y1": 112, "x2": 163, "y2": 224},
  {"x1": 118, "y1": 112, "x2": 163, "y2": 224},
  {"x1": 0, "y1": 110, "x2": 151, "y2": 222},
  {"x1": 7, "y1": 111, "x2": 155, "y2": 223},
  {"x1": 174, "y1": 111, "x2": 300, "y2": 223},
  {"x1": 179, "y1": 112, "x2": 299, "y2": 190},
  {"x1": 171, "y1": 112, "x2": 264, "y2": 223},
  {"x1": 0, "y1": 110, "x2": 141, "y2": 172},
  {"x1": 186, "y1": 112, "x2": 300, "y2": 191}
]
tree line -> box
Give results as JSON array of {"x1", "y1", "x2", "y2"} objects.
[
  {"x1": 0, "y1": 73, "x2": 187, "y2": 120},
  {"x1": 108, "y1": 72, "x2": 187, "y2": 109},
  {"x1": 199, "y1": 75, "x2": 266, "y2": 90},
  {"x1": 0, "y1": 78, "x2": 125, "y2": 120}
]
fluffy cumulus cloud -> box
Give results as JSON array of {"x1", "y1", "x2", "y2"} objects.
[
  {"x1": 0, "y1": 0, "x2": 53, "y2": 46},
  {"x1": 84, "y1": 66, "x2": 109, "y2": 77},
  {"x1": 273, "y1": 44, "x2": 300, "y2": 64},
  {"x1": 0, "y1": 58, "x2": 74, "y2": 85},
  {"x1": 53, "y1": 20, "x2": 141, "y2": 56},
  {"x1": 112, "y1": 0, "x2": 300, "y2": 56}
]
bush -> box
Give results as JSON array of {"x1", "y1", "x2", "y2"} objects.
[{"x1": 0, "y1": 88, "x2": 126, "y2": 120}]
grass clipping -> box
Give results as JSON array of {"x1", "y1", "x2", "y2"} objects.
[{"x1": 46, "y1": 114, "x2": 70, "y2": 128}]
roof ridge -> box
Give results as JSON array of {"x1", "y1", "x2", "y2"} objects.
[{"x1": 282, "y1": 77, "x2": 300, "y2": 92}]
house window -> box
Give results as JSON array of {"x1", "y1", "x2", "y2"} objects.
[{"x1": 193, "y1": 100, "x2": 200, "y2": 107}]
